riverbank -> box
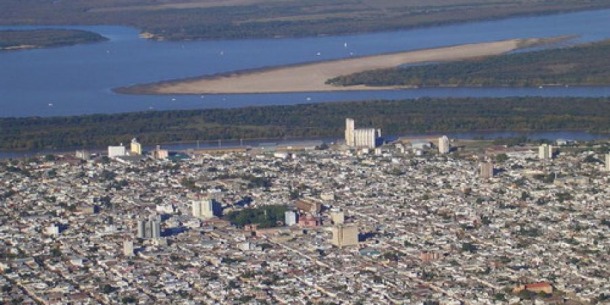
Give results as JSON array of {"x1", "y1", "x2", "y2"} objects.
[
  {"x1": 118, "y1": 38, "x2": 543, "y2": 95},
  {"x1": 3, "y1": 97, "x2": 610, "y2": 151},
  {"x1": 2, "y1": 1, "x2": 609, "y2": 41},
  {"x1": 328, "y1": 38, "x2": 610, "y2": 88}
]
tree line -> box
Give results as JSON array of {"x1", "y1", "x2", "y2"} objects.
[
  {"x1": 0, "y1": 29, "x2": 106, "y2": 50},
  {"x1": 2, "y1": 97, "x2": 610, "y2": 151},
  {"x1": 1, "y1": 0, "x2": 609, "y2": 41},
  {"x1": 327, "y1": 40, "x2": 610, "y2": 88}
]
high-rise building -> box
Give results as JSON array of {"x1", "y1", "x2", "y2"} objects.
[
  {"x1": 137, "y1": 220, "x2": 146, "y2": 239},
  {"x1": 479, "y1": 162, "x2": 494, "y2": 179},
  {"x1": 284, "y1": 211, "x2": 297, "y2": 226},
  {"x1": 331, "y1": 225, "x2": 359, "y2": 248},
  {"x1": 136, "y1": 217, "x2": 161, "y2": 239},
  {"x1": 345, "y1": 118, "x2": 355, "y2": 147},
  {"x1": 151, "y1": 221, "x2": 161, "y2": 239},
  {"x1": 123, "y1": 240, "x2": 134, "y2": 257},
  {"x1": 192, "y1": 200, "x2": 202, "y2": 218},
  {"x1": 192, "y1": 198, "x2": 219, "y2": 219},
  {"x1": 538, "y1": 144, "x2": 553, "y2": 160},
  {"x1": 438, "y1": 136, "x2": 450, "y2": 154},
  {"x1": 606, "y1": 153, "x2": 610, "y2": 171},
  {"x1": 130, "y1": 138, "x2": 142, "y2": 155}
]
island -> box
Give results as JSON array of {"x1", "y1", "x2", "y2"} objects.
[
  {"x1": 326, "y1": 39, "x2": 610, "y2": 88},
  {"x1": 116, "y1": 38, "x2": 548, "y2": 95},
  {"x1": 0, "y1": 29, "x2": 107, "y2": 51}
]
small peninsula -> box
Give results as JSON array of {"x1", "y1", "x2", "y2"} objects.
[{"x1": 0, "y1": 29, "x2": 107, "y2": 51}]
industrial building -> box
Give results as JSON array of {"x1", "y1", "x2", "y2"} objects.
[{"x1": 344, "y1": 118, "x2": 382, "y2": 149}]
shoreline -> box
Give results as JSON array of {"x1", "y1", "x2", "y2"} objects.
[
  {"x1": 3, "y1": 130, "x2": 609, "y2": 159},
  {"x1": 116, "y1": 37, "x2": 565, "y2": 95}
]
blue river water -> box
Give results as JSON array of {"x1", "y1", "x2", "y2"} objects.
[{"x1": 1, "y1": 9, "x2": 610, "y2": 118}]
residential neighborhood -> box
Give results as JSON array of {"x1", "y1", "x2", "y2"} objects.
[{"x1": 1, "y1": 138, "x2": 609, "y2": 305}]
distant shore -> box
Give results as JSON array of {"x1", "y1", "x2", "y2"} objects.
[
  {"x1": 0, "y1": 29, "x2": 107, "y2": 51},
  {"x1": 116, "y1": 38, "x2": 557, "y2": 95}
]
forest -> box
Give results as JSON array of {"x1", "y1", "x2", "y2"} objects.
[
  {"x1": 2, "y1": 97, "x2": 610, "y2": 151},
  {"x1": 0, "y1": 0, "x2": 608, "y2": 40},
  {"x1": 225, "y1": 205, "x2": 287, "y2": 229},
  {"x1": 326, "y1": 39, "x2": 610, "y2": 88},
  {"x1": 0, "y1": 29, "x2": 107, "y2": 50}
]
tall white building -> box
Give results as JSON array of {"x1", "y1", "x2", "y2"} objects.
[
  {"x1": 130, "y1": 138, "x2": 142, "y2": 155},
  {"x1": 285, "y1": 211, "x2": 297, "y2": 226},
  {"x1": 137, "y1": 217, "x2": 161, "y2": 239},
  {"x1": 606, "y1": 153, "x2": 610, "y2": 171},
  {"x1": 538, "y1": 144, "x2": 553, "y2": 160},
  {"x1": 123, "y1": 240, "x2": 134, "y2": 257},
  {"x1": 345, "y1": 118, "x2": 355, "y2": 147},
  {"x1": 192, "y1": 198, "x2": 216, "y2": 219},
  {"x1": 438, "y1": 136, "x2": 450, "y2": 154},
  {"x1": 108, "y1": 145, "x2": 126, "y2": 158}
]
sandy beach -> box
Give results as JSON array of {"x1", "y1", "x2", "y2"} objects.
[{"x1": 122, "y1": 38, "x2": 542, "y2": 95}]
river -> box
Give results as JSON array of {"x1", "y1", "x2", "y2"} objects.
[{"x1": 1, "y1": 9, "x2": 610, "y2": 118}]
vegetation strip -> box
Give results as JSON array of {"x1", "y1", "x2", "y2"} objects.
[
  {"x1": 327, "y1": 39, "x2": 610, "y2": 88},
  {"x1": 2, "y1": 97, "x2": 610, "y2": 151},
  {"x1": 0, "y1": 29, "x2": 107, "y2": 51},
  {"x1": 1, "y1": 1, "x2": 609, "y2": 40}
]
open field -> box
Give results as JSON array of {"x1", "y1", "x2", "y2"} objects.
[
  {"x1": 327, "y1": 39, "x2": 610, "y2": 88},
  {"x1": 1, "y1": 0, "x2": 609, "y2": 40},
  {"x1": 118, "y1": 38, "x2": 534, "y2": 95}
]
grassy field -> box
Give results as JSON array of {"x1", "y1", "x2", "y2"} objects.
[
  {"x1": 0, "y1": 0, "x2": 609, "y2": 40},
  {"x1": 326, "y1": 39, "x2": 610, "y2": 88},
  {"x1": 0, "y1": 29, "x2": 107, "y2": 51}
]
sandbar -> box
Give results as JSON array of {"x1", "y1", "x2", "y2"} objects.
[{"x1": 119, "y1": 38, "x2": 547, "y2": 95}]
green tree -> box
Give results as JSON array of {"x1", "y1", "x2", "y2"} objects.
[{"x1": 495, "y1": 153, "x2": 509, "y2": 163}]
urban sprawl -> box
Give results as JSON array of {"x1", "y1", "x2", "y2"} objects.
[{"x1": 1, "y1": 119, "x2": 609, "y2": 305}]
